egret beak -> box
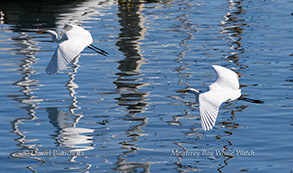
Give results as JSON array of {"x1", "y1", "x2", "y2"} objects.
[
  {"x1": 37, "y1": 30, "x2": 47, "y2": 34},
  {"x1": 176, "y1": 89, "x2": 188, "y2": 93}
]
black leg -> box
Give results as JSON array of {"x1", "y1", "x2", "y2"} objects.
[
  {"x1": 88, "y1": 45, "x2": 108, "y2": 56},
  {"x1": 89, "y1": 44, "x2": 108, "y2": 55}
]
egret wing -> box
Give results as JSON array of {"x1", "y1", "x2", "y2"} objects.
[
  {"x1": 199, "y1": 65, "x2": 241, "y2": 130},
  {"x1": 60, "y1": 24, "x2": 73, "y2": 38},
  {"x1": 199, "y1": 90, "x2": 230, "y2": 131},
  {"x1": 209, "y1": 65, "x2": 239, "y2": 91},
  {"x1": 45, "y1": 28, "x2": 89, "y2": 74}
]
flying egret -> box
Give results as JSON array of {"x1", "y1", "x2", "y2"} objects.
[
  {"x1": 37, "y1": 24, "x2": 108, "y2": 74},
  {"x1": 177, "y1": 65, "x2": 241, "y2": 131}
]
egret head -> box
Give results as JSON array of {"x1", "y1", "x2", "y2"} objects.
[
  {"x1": 37, "y1": 30, "x2": 59, "y2": 42},
  {"x1": 176, "y1": 88, "x2": 200, "y2": 95},
  {"x1": 37, "y1": 30, "x2": 55, "y2": 34}
]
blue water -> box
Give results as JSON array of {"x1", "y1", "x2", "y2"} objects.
[{"x1": 0, "y1": 0, "x2": 292, "y2": 172}]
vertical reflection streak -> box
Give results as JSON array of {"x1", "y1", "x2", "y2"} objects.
[
  {"x1": 113, "y1": 0, "x2": 151, "y2": 172},
  {"x1": 8, "y1": 32, "x2": 45, "y2": 172},
  {"x1": 220, "y1": 0, "x2": 247, "y2": 68},
  {"x1": 169, "y1": 2, "x2": 204, "y2": 172},
  {"x1": 217, "y1": 0, "x2": 249, "y2": 171}
]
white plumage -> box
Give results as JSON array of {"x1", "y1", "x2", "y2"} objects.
[
  {"x1": 177, "y1": 65, "x2": 241, "y2": 131},
  {"x1": 38, "y1": 24, "x2": 108, "y2": 74}
]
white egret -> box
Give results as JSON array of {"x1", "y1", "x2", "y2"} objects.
[
  {"x1": 38, "y1": 24, "x2": 108, "y2": 74},
  {"x1": 177, "y1": 65, "x2": 241, "y2": 131}
]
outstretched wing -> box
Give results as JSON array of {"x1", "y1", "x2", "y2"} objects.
[
  {"x1": 209, "y1": 65, "x2": 240, "y2": 91},
  {"x1": 45, "y1": 41, "x2": 81, "y2": 74},
  {"x1": 46, "y1": 25, "x2": 93, "y2": 74},
  {"x1": 199, "y1": 91, "x2": 230, "y2": 131},
  {"x1": 199, "y1": 65, "x2": 241, "y2": 130}
]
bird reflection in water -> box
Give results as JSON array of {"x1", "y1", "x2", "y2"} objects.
[
  {"x1": 47, "y1": 55, "x2": 94, "y2": 155},
  {"x1": 9, "y1": 47, "x2": 94, "y2": 171},
  {"x1": 4, "y1": 0, "x2": 110, "y2": 172},
  {"x1": 46, "y1": 57, "x2": 94, "y2": 170},
  {"x1": 47, "y1": 107, "x2": 94, "y2": 152}
]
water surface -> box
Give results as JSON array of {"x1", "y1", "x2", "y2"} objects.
[{"x1": 0, "y1": 0, "x2": 292, "y2": 172}]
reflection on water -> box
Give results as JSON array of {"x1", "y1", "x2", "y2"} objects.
[
  {"x1": 217, "y1": 0, "x2": 247, "y2": 171},
  {"x1": 8, "y1": 29, "x2": 94, "y2": 171},
  {"x1": 1, "y1": 0, "x2": 293, "y2": 172},
  {"x1": 50, "y1": 57, "x2": 94, "y2": 153},
  {"x1": 7, "y1": 31, "x2": 45, "y2": 172},
  {"x1": 45, "y1": 55, "x2": 93, "y2": 171},
  {"x1": 218, "y1": 0, "x2": 247, "y2": 128},
  {"x1": 0, "y1": 0, "x2": 114, "y2": 31},
  {"x1": 220, "y1": 0, "x2": 247, "y2": 67},
  {"x1": 3, "y1": 1, "x2": 101, "y2": 171},
  {"x1": 172, "y1": 0, "x2": 251, "y2": 171},
  {"x1": 113, "y1": 0, "x2": 151, "y2": 172},
  {"x1": 47, "y1": 107, "x2": 94, "y2": 152}
]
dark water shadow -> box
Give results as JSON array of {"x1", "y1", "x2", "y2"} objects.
[
  {"x1": 112, "y1": 0, "x2": 169, "y2": 172},
  {"x1": 0, "y1": 0, "x2": 96, "y2": 31},
  {"x1": 114, "y1": 0, "x2": 149, "y2": 171}
]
